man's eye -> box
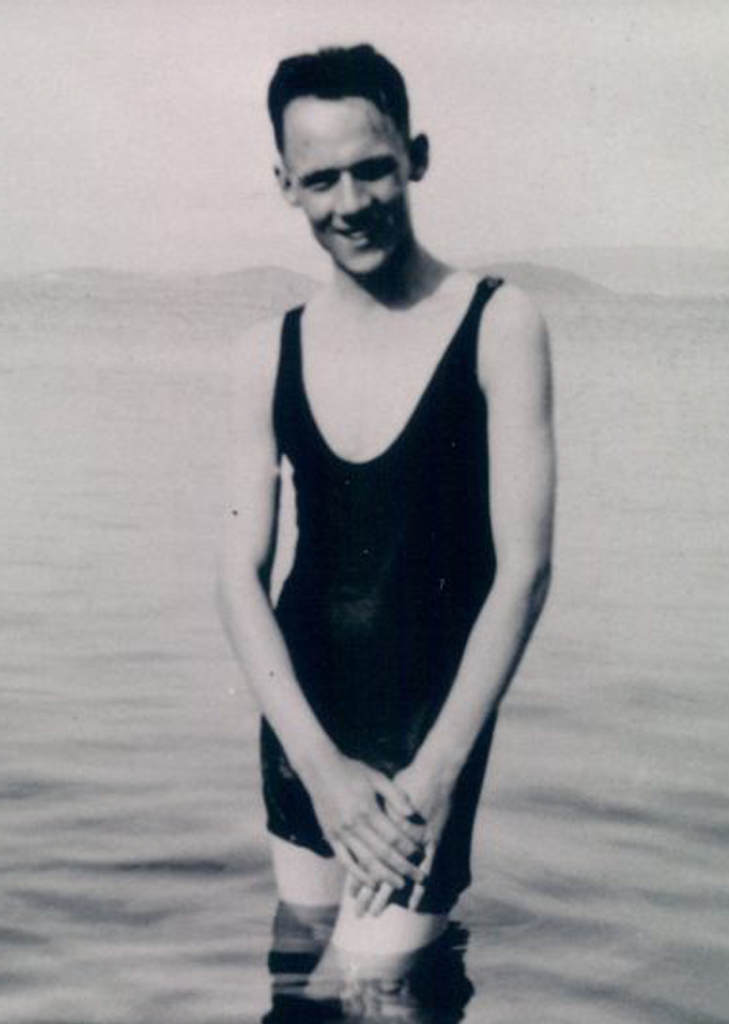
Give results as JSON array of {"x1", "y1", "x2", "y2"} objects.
[
  {"x1": 352, "y1": 158, "x2": 397, "y2": 182},
  {"x1": 304, "y1": 172, "x2": 338, "y2": 191}
]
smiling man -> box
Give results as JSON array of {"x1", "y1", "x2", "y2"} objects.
[
  {"x1": 272, "y1": 88, "x2": 425, "y2": 282},
  {"x1": 218, "y1": 44, "x2": 555, "y2": 959}
]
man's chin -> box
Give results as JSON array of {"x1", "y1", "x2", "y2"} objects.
[{"x1": 330, "y1": 246, "x2": 392, "y2": 278}]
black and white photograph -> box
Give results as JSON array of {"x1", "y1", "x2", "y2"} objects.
[{"x1": 1, "y1": 3, "x2": 727, "y2": 1023}]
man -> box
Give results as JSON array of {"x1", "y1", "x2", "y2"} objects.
[{"x1": 218, "y1": 44, "x2": 555, "y2": 959}]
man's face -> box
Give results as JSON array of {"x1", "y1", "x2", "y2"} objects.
[{"x1": 278, "y1": 96, "x2": 419, "y2": 276}]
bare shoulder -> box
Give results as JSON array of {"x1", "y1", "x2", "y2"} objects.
[
  {"x1": 480, "y1": 282, "x2": 548, "y2": 357},
  {"x1": 477, "y1": 282, "x2": 550, "y2": 392},
  {"x1": 223, "y1": 315, "x2": 285, "y2": 540},
  {"x1": 226, "y1": 313, "x2": 289, "y2": 456},
  {"x1": 229, "y1": 314, "x2": 283, "y2": 402},
  {"x1": 226, "y1": 315, "x2": 286, "y2": 436}
]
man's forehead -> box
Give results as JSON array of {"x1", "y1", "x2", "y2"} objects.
[{"x1": 281, "y1": 95, "x2": 404, "y2": 166}]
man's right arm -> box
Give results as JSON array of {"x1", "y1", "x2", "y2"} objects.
[
  {"x1": 216, "y1": 318, "x2": 338, "y2": 779},
  {"x1": 216, "y1": 318, "x2": 426, "y2": 891}
]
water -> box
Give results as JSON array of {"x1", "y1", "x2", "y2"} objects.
[{"x1": 1, "y1": 279, "x2": 728, "y2": 1022}]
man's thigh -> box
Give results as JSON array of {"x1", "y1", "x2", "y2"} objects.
[
  {"x1": 332, "y1": 887, "x2": 448, "y2": 957},
  {"x1": 270, "y1": 835, "x2": 448, "y2": 956},
  {"x1": 270, "y1": 833, "x2": 344, "y2": 907}
]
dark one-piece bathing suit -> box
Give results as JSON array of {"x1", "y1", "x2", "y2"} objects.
[{"x1": 261, "y1": 276, "x2": 504, "y2": 914}]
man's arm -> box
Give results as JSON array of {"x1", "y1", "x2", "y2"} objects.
[
  {"x1": 216, "y1": 319, "x2": 426, "y2": 890},
  {"x1": 395, "y1": 283, "x2": 555, "y2": 836}
]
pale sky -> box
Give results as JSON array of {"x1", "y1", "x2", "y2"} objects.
[{"x1": 1, "y1": 0, "x2": 727, "y2": 276}]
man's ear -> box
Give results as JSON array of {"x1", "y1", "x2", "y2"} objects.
[
  {"x1": 408, "y1": 134, "x2": 429, "y2": 182},
  {"x1": 274, "y1": 161, "x2": 300, "y2": 207}
]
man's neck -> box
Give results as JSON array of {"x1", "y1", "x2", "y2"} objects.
[{"x1": 331, "y1": 238, "x2": 450, "y2": 312}]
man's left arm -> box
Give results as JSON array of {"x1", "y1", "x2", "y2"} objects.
[{"x1": 395, "y1": 282, "x2": 556, "y2": 843}]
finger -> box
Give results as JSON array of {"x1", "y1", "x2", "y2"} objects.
[
  {"x1": 407, "y1": 839, "x2": 437, "y2": 911},
  {"x1": 407, "y1": 879, "x2": 425, "y2": 911},
  {"x1": 385, "y1": 811, "x2": 429, "y2": 849},
  {"x1": 354, "y1": 879, "x2": 393, "y2": 918},
  {"x1": 372, "y1": 790, "x2": 428, "y2": 847},
  {"x1": 354, "y1": 883, "x2": 376, "y2": 918},
  {"x1": 366, "y1": 769, "x2": 416, "y2": 820},
  {"x1": 368, "y1": 776, "x2": 429, "y2": 842},
  {"x1": 388, "y1": 806, "x2": 429, "y2": 850},
  {"x1": 364, "y1": 804, "x2": 423, "y2": 860},
  {"x1": 348, "y1": 874, "x2": 365, "y2": 899},
  {"x1": 356, "y1": 821, "x2": 428, "y2": 883},
  {"x1": 345, "y1": 834, "x2": 407, "y2": 889},
  {"x1": 368, "y1": 882, "x2": 394, "y2": 917},
  {"x1": 421, "y1": 838, "x2": 437, "y2": 876},
  {"x1": 331, "y1": 839, "x2": 373, "y2": 887}
]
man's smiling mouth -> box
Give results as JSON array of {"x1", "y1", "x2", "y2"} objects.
[{"x1": 335, "y1": 222, "x2": 385, "y2": 243}]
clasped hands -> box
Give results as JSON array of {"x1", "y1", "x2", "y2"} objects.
[{"x1": 304, "y1": 752, "x2": 453, "y2": 918}]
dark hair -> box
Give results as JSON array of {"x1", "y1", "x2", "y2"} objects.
[{"x1": 267, "y1": 44, "x2": 410, "y2": 153}]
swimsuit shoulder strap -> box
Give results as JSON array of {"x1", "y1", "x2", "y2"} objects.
[
  {"x1": 456, "y1": 276, "x2": 504, "y2": 375},
  {"x1": 273, "y1": 305, "x2": 305, "y2": 459}
]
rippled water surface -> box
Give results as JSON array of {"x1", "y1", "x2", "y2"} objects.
[{"x1": 1, "y1": 282, "x2": 728, "y2": 1023}]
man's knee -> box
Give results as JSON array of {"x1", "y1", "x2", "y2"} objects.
[{"x1": 332, "y1": 890, "x2": 449, "y2": 959}]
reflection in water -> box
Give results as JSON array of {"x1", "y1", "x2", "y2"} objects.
[{"x1": 263, "y1": 902, "x2": 474, "y2": 1023}]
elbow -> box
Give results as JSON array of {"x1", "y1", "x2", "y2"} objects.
[
  {"x1": 215, "y1": 549, "x2": 271, "y2": 632},
  {"x1": 495, "y1": 555, "x2": 552, "y2": 610},
  {"x1": 519, "y1": 558, "x2": 552, "y2": 612},
  {"x1": 531, "y1": 558, "x2": 552, "y2": 611}
]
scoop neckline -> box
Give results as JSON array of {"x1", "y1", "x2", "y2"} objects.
[{"x1": 292, "y1": 277, "x2": 488, "y2": 471}]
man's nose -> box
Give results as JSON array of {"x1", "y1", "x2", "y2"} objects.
[{"x1": 334, "y1": 172, "x2": 369, "y2": 216}]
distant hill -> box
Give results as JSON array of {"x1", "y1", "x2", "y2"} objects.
[
  {"x1": 487, "y1": 247, "x2": 729, "y2": 298},
  {"x1": 0, "y1": 267, "x2": 324, "y2": 352},
  {"x1": 4, "y1": 246, "x2": 728, "y2": 306},
  {"x1": 0, "y1": 265, "x2": 319, "y2": 312},
  {"x1": 183, "y1": 265, "x2": 320, "y2": 310},
  {"x1": 0, "y1": 261, "x2": 607, "y2": 312},
  {"x1": 0, "y1": 267, "x2": 157, "y2": 301},
  {"x1": 477, "y1": 261, "x2": 612, "y2": 298},
  {"x1": 6, "y1": 253, "x2": 726, "y2": 321}
]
